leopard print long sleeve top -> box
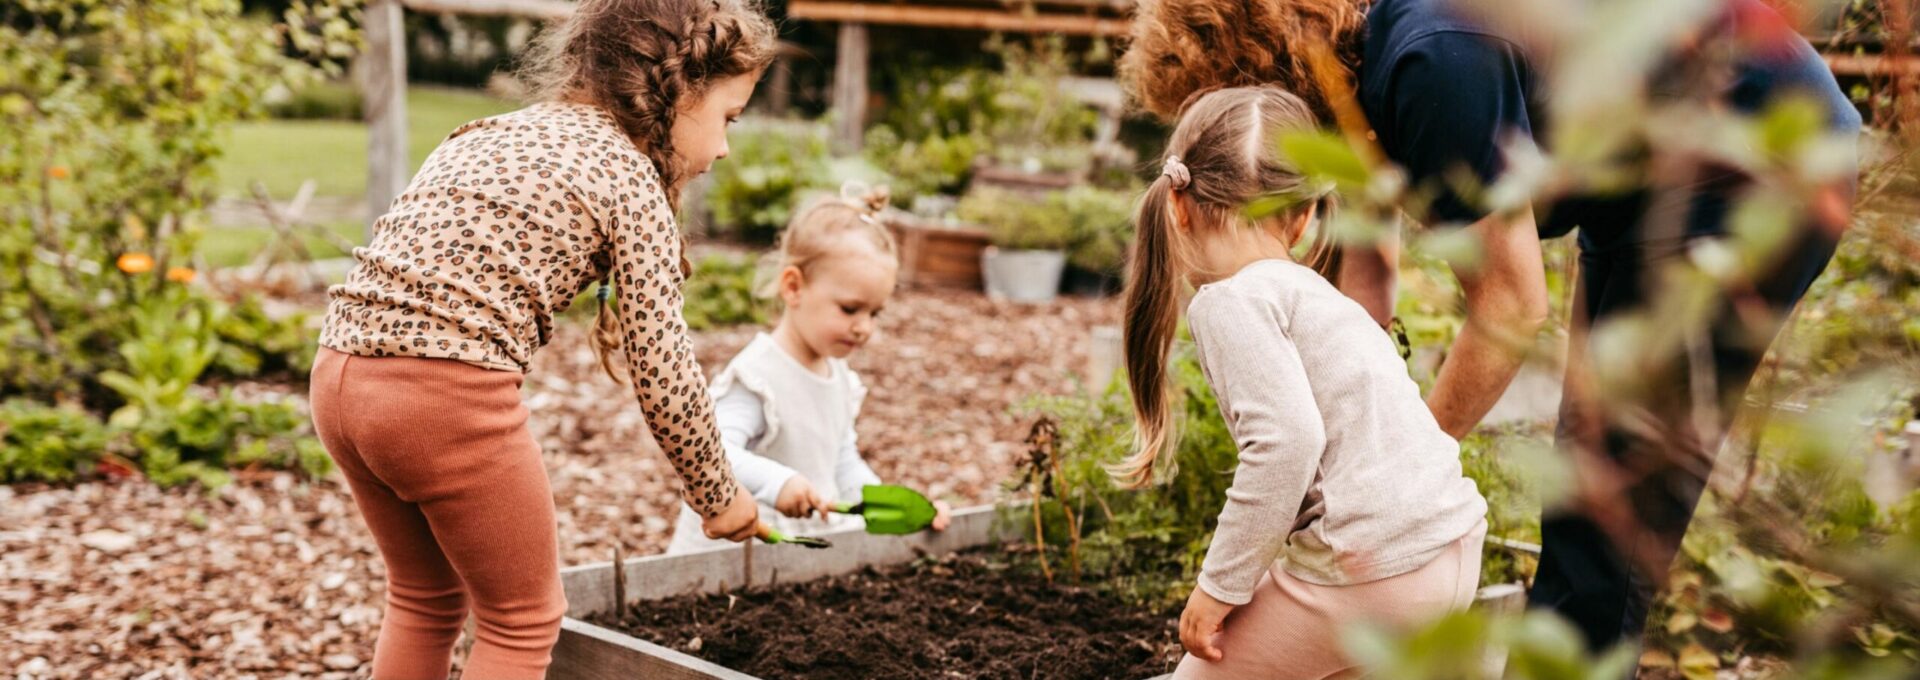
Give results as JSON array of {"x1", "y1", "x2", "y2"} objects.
[{"x1": 318, "y1": 102, "x2": 737, "y2": 515}]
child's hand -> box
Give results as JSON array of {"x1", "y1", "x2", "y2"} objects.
[
  {"x1": 1179, "y1": 585, "x2": 1236, "y2": 662},
  {"x1": 774, "y1": 475, "x2": 831, "y2": 520},
  {"x1": 930, "y1": 500, "x2": 953, "y2": 531},
  {"x1": 702, "y1": 481, "x2": 761, "y2": 542}
]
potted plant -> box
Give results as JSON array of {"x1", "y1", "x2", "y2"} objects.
[
  {"x1": 1056, "y1": 185, "x2": 1136, "y2": 297},
  {"x1": 959, "y1": 188, "x2": 1075, "y2": 303}
]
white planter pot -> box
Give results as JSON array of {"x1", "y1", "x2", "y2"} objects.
[{"x1": 981, "y1": 247, "x2": 1067, "y2": 303}]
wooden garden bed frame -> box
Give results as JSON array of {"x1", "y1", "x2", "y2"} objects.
[{"x1": 548, "y1": 501, "x2": 1536, "y2": 678}]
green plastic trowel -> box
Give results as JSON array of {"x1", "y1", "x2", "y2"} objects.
[{"x1": 831, "y1": 484, "x2": 939, "y2": 535}]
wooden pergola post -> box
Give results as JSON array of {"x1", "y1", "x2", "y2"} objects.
[
  {"x1": 831, "y1": 21, "x2": 869, "y2": 153},
  {"x1": 363, "y1": 0, "x2": 409, "y2": 237}
]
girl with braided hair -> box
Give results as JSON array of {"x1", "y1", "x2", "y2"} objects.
[{"x1": 311, "y1": 0, "x2": 775, "y2": 675}]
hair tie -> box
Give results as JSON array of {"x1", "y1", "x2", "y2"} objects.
[
  {"x1": 1162, "y1": 155, "x2": 1191, "y2": 190},
  {"x1": 839, "y1": 180, "x2": 890, "y2": 224}
]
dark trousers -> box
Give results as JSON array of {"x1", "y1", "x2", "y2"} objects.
[{"x1": 1526, "y1": 219, "x2": 1840, "y2": 654}]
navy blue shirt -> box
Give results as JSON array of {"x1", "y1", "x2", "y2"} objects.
[{"x1": 1357, "y1": 0, "x2": 1861, "y2": 246}]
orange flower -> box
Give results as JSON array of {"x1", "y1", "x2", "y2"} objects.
[
  {"x1": 166, "y1": 267, "x2": 197, "y2": 283},
  {"x1": 116, "y1": 252, "x2": 155, "y2": 274},
  {"x1": 47, "y1": 165, "x2": 68, "y2": 180}
]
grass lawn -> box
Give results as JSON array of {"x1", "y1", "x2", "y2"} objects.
[
  {"x1": 212, "y1": 86, "x2": 519, "y2": 200},
  {"x1": 197, "y1": 220, "x2": 366, "y2": 269}
]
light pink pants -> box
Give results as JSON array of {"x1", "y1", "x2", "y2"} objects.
[{"x1": 1174, "y1": 521, "x2": 1488, "y2": 680}]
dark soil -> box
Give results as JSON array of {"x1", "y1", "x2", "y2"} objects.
[{"x1": 589, "y1": 551, "x2": 1181, "y2": 679}]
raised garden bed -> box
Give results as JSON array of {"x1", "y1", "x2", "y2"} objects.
[
  {"x1": 552, "y1": 505, "x2": 1181, "y2": 679},
  {"x1": 589, "y1": 551, "x2": 1179, "y2": 679},
  {"x1": 554, "y1": 504, "x2": 1538, "y2": 679},
  {"x1": 885, "y1": 214, "x2": 992, "y2": 290},
  {"x1": 970, "y1": 163, "x2": 1083, "y2": 194}
]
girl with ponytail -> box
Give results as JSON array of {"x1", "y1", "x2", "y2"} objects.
[
  {"x1": 1117, "y1": 87, "x2": 1488, "y2": 679},
  {"x1": 310, "y1": 0, "x2": 775, "y2": 675}
]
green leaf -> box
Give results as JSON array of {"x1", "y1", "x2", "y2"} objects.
[
  {"x1": 1757, "y1": 95, "x2": 1825, "y2": 161},
  {"x1": 1277, "y1": 131, "x2": 1369, "y2": 193}
]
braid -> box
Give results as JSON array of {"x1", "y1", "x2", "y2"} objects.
[
  {"x1": 523, "y1": 0, "x2": 776, "y2": 210},
  {"x1": 520, "y1": 0, "x2": 775, "y2": 384}
]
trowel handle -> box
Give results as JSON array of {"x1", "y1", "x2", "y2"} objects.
[
  {"x1": 756, "y1": 522, "x2": 788, "y2": 543},
  {"x1": 755, "y1": 522, "x2": 833, "y2": 549}
]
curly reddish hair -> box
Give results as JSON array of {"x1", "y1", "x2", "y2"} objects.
[{"x1": 1118, "y1": 0, "x2": 1368, "y2": 122}]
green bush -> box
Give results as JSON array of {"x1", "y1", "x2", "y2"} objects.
[
  {"x1": 1459, "y1": 426, "x2": 1548, "y2": 587},
  {"x1": 957, "y1": 185, "x2": 1135, "y2": 266},
  {"x1": 118, "y1": 389, "x2": 330, "y2": 488},
  {"x1": 265, "y1": 79, "x2": 363, "y2": 120},
  {"x1": 1055, "y1": 184, "x2": 1137, "y2": 274},
  {"x1": 1017, "y1": 346, "x2": 1241, "y2": 608},
  {"x1": 1, "y1": 0, "x2": 346, "y2": 407},
  {"x1": 0, "y1": 295, "x2": 327, "y2": 488},
  {"x1": 210, "y1": 294, "x2": 320, "y2": 380},
  {"x1": 957, "y1": 187, "x2": 1079, "y2": 251},
  {"x1": 862, "y1": 126, "x2": 981, "y2": 202},
  {"x1": 96, "y1": 288, "x2": 329, "y2": 487},
  {"x1": 974, "y1": 36, "x2": 1099, "y2": 170},
  {"x1": 1638, "y1": 400, "x2": 1920, "y2": 673},
  {"x1": 865, "y1": 37, "x2": 1101, "y2": 201},
  {"x1": 706, "y1": 119, "x2": 833, "y2": 242},
  {"x1": 0, "y1": 399, "x2": 109, "y2": 483},
  {"x1": 682, "y1": 255, "x2": 770, "y2": 331}
]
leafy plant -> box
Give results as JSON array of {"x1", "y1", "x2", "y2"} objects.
[
  {"x1": 1342, "y1": 609, "x2": 1639, "y2": 680},
  {"x1": 861, "y1": 125, "x2": 981, "y2": 202},
  {"x1": 0, "y1": 399, "x2": 109, "y2": 483},
  {"x1": 975, "y1": 36, "x2": 1099, "y2": 171},
  {"x1": 1015, "y1": 346, "x2": 1240, "y2": 607},
  {"x1": 705, "y1": 119, "x2": 833, "y2": 242},
  {"x1": 864, "y1": 37, "x2": 1101, "y2": 200},
  {"x1": 682, "y1": 254, "x2": 770, "y2": 331},
  {"x1": 1459, "y1": 426, "x2": 1550, "y2": 587},
  {"x1": 958, "y1": 188, "x2": 1079, "y2": 251},
  {"x1": 1055, "y1": 184, "x2": 1137, "y2": 274},
  {"x1": 209, "y1": 294, "x2": 319, "y2": 380},
  {"x1": 0, "y1": 0, "x2": 349, "y2": 407},
  {"x1": 93, "y1": 288, "x2": 328, "y2": 487}
]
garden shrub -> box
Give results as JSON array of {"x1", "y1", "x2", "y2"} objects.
[
  {"x1": 0, "y1": 399, "x2": 109, "y2": 483},
  {"x1": 264, "y1": 78, "x2": 363, "y2": 120},
  {"x1": 681, "y1": 254, "x2": 770, "y2": 331},
  {"x1": 705, "y1": 119, "x2": 834, "y2": 242},
  {"x1": 1054, "y1": 184, "x2": 1136, "y2": 274},
  {"x1": 0, "y1": 0, "x2": 350, "y2": 485},
  {"x1": 957, "y1": 188, "x2": 1079, "y2": 251}
]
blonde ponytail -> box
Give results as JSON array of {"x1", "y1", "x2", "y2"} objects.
[{"x1": 1112, "y1": 176, "x2": 1187, "y2": 488}]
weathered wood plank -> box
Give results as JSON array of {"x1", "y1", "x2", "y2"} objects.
[
  {"x1": 560, "y1": 504, "x2": 1013, "y2": 619},
  {"x1": 791, "y1": 1, "x2": 1129, "y2": 36},
  {"x1": 361, "y1": 0, "x2": 409, "y2": 239},
  {"x1": 552, "y1": 619, "x2": 758, "y2": 680},
  {"x1": 1826, "y1": 52, "x2": 1920, "y2": 77},
  {"x1": 402, "y1": 0, "x2": 574, "y2": 20},
  {"x1": 830, "y1": 21, "x2": 870, "y2": 153}
]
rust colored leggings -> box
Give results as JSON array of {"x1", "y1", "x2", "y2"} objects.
[{"x1": 310, "y1": 348, "x2": 566, "y2": 679}]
